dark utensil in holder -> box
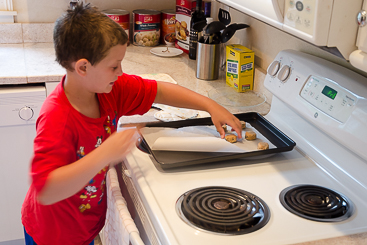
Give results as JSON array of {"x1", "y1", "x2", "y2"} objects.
[
  {"x1": 218, "y1": 8, "x2": 231, "y2": 25},
  {"x1": 203, "y1": 21, "x2": 226, "y2": 35},
  {"x1": 221, "y1": 23, "x2": 250, "y2": 43}
]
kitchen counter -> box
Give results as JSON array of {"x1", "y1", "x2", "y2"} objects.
[{"x1": 123, "y1": 44, "x2": 272, "y2": 124}]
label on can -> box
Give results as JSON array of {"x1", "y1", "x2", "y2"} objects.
[
  {"x1": 133, "y1": 10, "x2": 161, "y2": 47},
  {"x1": 103, "y1": 9, "x2": 130, "y2": 38},
  {"x1": 161, "y1": 9, "x2": 176, "y2": 45},
  {"x1": 175, "y1": 0, "x2": 194, "y2": 53}
]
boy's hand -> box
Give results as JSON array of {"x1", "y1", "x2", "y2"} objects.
[
  {"x1": 209, "y1": 106, "x2": 242, "y2": 139},
  {"x1": 154, "y1": 81, "x2": 242, "y2": 139},
  {"x1": 98, "y1": 127, "x2": 140, "y2": 165}
]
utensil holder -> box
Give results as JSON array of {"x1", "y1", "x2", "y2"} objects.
[{"x1": 196, "y1": 42, "x2": 220, "y2": 80}]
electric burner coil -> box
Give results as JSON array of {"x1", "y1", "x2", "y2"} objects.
[
  {"x1": 176, "y1": 186, "x2": 270, "y2": 235},
  {"x1": 279, "y1": 184, "x2": 354, "y2": 222}
]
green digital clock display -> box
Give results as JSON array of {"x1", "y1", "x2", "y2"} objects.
[{"x1": 322, "y1": 85, "x2": 337, "y2": 100}]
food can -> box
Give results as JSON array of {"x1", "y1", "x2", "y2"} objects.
[
  {"x1": 175, "y1": 0, "x2": 194, "y2": 53},
  {"x1": 160, "y1": 9, "x2": 176, "y2": 46},
  {"x1": 103, "y1": 9, "x2": 130, "y2": 39},
  {"x1": 133, "y1": 9, "x2": 161, "y2": 47}
]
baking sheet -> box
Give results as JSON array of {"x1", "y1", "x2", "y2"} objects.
[{"x1": 137, "y1": 112, "x2": 296, "y2": 169}]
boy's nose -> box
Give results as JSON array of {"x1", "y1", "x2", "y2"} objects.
[{"x1": 116, "y1": 66, "x2": 123, "y2": 76}]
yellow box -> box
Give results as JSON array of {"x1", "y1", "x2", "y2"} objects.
[{"x1": 226, "y1": 44, "x2": 254, "y2": 92}]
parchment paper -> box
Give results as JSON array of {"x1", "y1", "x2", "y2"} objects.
[{"x1": 140, "y1": 124, "x2": 275, "y2": 153}]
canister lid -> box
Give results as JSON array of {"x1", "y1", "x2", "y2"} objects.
[
  {"x1": 133, "y1": 9, "x2": 161, "y2": 15},
  {"x1": 161, "y1": 9, "x2": 175, "y2": 14},
  {"x1": 102, "y1": 9, "x2": 129, "y2": 15}
]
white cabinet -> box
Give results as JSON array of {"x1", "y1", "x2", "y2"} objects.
[{"x1": 0, "y1": 85, "x2": 46, "y2": 244}]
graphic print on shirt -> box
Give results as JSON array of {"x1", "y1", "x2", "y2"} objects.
[
  {"x1": 76, "y1": 146, "x2": 86, "y2": 159},
  {"x1": 104, "y1": 115, "x2": 112, "y2": 135},
  {"x1": 95, "y1": 136, "x2": 103, "y2": 148},
  {"x1": 79, "y1": 180, "x2": 98, "y2": 212},
  {"x1": 98, "y1": 178, "x2": 106, "y2": 205},
  {"x1": 81, "y1": 185, "x2": 97, "y2": 199},
  {"x1": 104, "y1": 111, "x2": 118, "y2": 136},
  {"x1": 77, "y1": 137, "x2": 108, "y2": 213},
  {"x1": 112, "y1": 111, "x2": 117, "y2": 128}
]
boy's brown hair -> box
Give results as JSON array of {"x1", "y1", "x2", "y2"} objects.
[{"x1": 54, "y1": 3, "x2": 128, "y2": 71}]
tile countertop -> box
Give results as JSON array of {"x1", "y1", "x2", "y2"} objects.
[
  {"x1": 1, "y1": 43, "x2": 366, "y2": 244},
  {"x1": 0, "y1": 43, "x2": 65, "y2": 84}
]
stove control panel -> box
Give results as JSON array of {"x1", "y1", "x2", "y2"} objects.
[
  {"x1": 265, "y1": 50, "x2": 367, "y2": 162},
  {"x1": 300, "y1": 76, "x2": 357, "y2": 123}
]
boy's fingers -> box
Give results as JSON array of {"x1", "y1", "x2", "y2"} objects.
[{"x1": 215, "y1": 125, "x2": 226, "y2": 139}]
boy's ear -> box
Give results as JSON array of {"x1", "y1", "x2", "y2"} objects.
[{"x1": 74, "y1": 59, "x2": 89, "y2": 76}]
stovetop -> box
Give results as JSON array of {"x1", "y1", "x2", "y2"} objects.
[
  {"x1": 122, "y1": 50, "x2": 367, "y2": 244},
  {"x1": 124, "y1": 138, "x2": 367, "y2": 245}
]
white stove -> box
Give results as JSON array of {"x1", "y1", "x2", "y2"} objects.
[{"x1": 121, "y1": 50, "x2": 367, "y2": 245}]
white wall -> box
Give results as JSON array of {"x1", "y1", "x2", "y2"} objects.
[{"x1": 13, "y1": 0, "x2": 175, "y2": 23}]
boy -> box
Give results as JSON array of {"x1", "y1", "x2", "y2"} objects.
[{"x1": 21, "y1": 3, "x2": 242, "y2": 245}]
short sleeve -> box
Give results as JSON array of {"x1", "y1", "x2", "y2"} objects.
[
  {"x1": 111, "y1": 73, "x2": 157, "y2": 117},
  {"x1": 30, "y1": 106, "x2": 76, "y2": 194}
]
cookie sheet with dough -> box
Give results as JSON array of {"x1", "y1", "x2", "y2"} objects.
[{"x1": 140, "y1": 124, "x2": 275, "y2": 153}]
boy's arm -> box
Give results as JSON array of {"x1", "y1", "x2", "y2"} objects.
[
  {"x1": 154, "y1": 81, "x2": 242, "y2": 138},
  {"x1": 37, "y1": 128, "x2": 139, "y2": 205}
]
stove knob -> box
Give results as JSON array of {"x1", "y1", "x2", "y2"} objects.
[
  {"x1": 19, "y1": 106, "x2": 34, "y2": 121},
  {"x1": 267, "y1": 61, "x2": 280, "y2": 77},
  {"x1": 277, "y1": 65, "x2": 291, "y2": 82}
]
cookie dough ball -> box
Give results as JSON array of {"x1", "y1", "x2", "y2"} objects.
[
  {"x1": 240, "y1": 120, "x2": 246, "y2": 129},
  {"x1": 257, "y1": 142, "x2": 269, "y2": 150},
  {"x1": 245, "y1": 131, "x2": 256, "y2": 140},
  {"x1": 225, "y1": 134, "x2": 237, "y2": 143}
]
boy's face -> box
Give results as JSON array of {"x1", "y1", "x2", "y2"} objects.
[{"x1": 84, "y1": 44, "x2": 127, "y2": 93}]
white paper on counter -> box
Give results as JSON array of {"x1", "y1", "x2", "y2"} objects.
[{"x1": 140, "y1": 124, "x2": 275, "y2": 153}]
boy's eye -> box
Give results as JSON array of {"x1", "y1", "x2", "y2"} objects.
[{"x1": 112, "y1": 67, "x2": 118, "y2": 70}]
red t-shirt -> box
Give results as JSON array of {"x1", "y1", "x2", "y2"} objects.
[{"x1": 21, "y1": 74, "x2": 157, "y2": 245}]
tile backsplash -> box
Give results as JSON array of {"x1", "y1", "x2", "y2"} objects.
[
  {"x1": 0, "y1": 23, "x2": 54, "y2": 44},
  {"x1": 0, "y1": 24, "x2": 23, "y2": 43},
  {"x1": 22, "y1": 23, "x2": 54, "y2": 43}
]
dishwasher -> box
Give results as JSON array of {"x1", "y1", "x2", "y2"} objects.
[{"x1": 0, "y1": 85, "x2": 46, "y2": 245}]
